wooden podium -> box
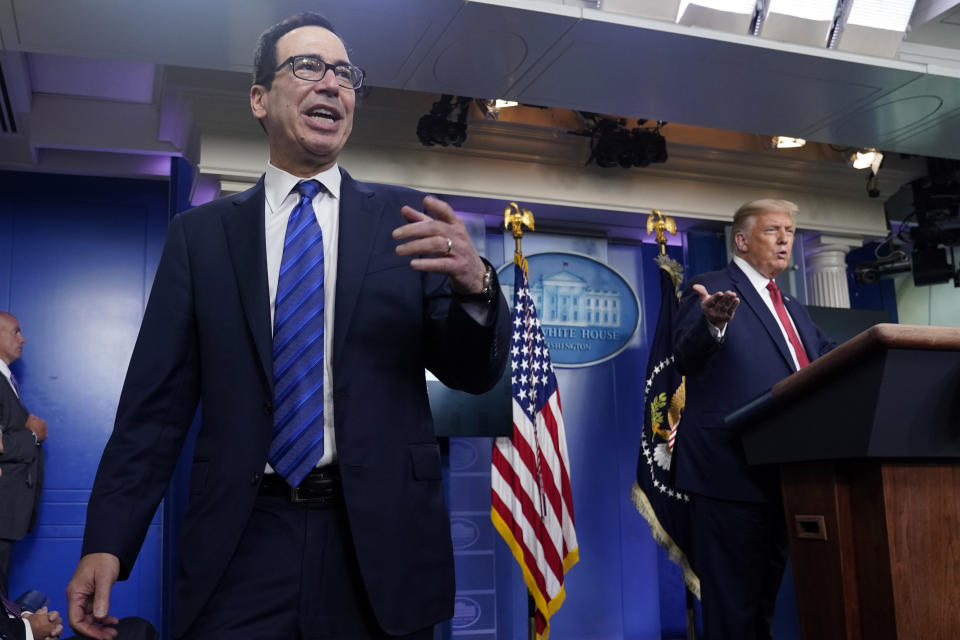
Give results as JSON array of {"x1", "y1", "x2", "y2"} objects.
[{"x1": 737, "y1": 324, "x2": 960, "y2": 640}]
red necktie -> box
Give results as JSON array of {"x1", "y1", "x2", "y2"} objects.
[{"x1": 766, "y1": 280, "x2": 810, "y2": 369}]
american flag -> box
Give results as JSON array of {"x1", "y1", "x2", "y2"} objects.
[{"x1": 491, "y1": 257, "x2": 578, "y2": 640}]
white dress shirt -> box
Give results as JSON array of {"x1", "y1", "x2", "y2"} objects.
[
  {"x1": 731, "y1": 256, "x2": 804, "y2": 371},
  {"x1": 263, "y1": 162, "x2": 341, "y2": 469}
]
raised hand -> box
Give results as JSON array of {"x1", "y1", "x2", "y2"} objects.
[
  {"x1": 693, "y1": 284, "x2": 740, "y2": 328},
  {"x1": 393, "y1": 196, "x2": 486, "y2": 295}
]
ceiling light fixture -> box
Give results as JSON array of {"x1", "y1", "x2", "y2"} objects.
[
  {"x1": 846, "y1": 0, "x2": 915, "y2": 32},
  {"x1": 760, "y1": 0, "x2": 838, "y2": 46},
  {"x1": 677, "y1": 0, "x2": 759, "y2": 32},
  {"x1": 850, "y1": 148, "x2": 883, "y2": 173},
  {"x1": 772, "y1": 136, "x2": 807, "y2": 149},
  {"x1": 492, "y1": 99, "x2": 518, "y2": 109}
]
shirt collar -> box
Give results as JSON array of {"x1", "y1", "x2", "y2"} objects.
[
  {"x1": 0, "y1": 359, "x2": 11, "y2": 381},
  {"x1": 733, "y1": 255, "x2": 774, "y2": 295},
  {"x1": 264, "y1": 162, "x2": 342, "y2": 214}
]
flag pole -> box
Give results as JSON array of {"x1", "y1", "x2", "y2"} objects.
[{"x1": 504, "y1": 201, "x2": 538, "y2": 640}]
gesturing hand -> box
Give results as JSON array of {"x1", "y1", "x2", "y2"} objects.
[
  {"x1": 393, "y1": 196, "x2": 486, "y2": 295},
  {"x1": 693, "y1": 284, "x2": 740, "y2": 328},
  {"x1": 66, "y1": 553, "x2": 121, "y2": 639}
]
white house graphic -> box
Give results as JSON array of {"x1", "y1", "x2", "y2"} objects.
[{"x1": 528, "y1": 268, "x2": 621, "y2": 328}]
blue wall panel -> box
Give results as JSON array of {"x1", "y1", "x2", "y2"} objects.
[{"x1": 1, "y1": 170, "x2": 168, "y2": 628}]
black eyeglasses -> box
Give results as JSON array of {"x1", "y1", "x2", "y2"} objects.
[{"x1": 269, "y1": 55, "x2": 364, "y2": 90}]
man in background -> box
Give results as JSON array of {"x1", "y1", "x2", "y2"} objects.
[
  {"x1": 672, "y1": 200, "x2": 836, "y2": 639},
  {"x1": 0, "y1": 312, "x2": 47, "y2": 599},
  {"x1": 1, "y1": 597, "x2": 62, "y2": 640},
  {"x1": 68, "y1": 12, "x2": 509, "y2": 640}
]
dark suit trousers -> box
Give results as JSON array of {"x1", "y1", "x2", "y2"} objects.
[
  {"x1": 693, "y1": 493, "x2": 788, "y2": 640},
  {"x1": 182, "y1": 494, "x2": 434, "y2": 640},
  {"x1": 0, "y1": 538, "x2": 13, "y2": 597}
]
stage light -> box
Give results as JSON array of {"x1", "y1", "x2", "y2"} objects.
[
  {"x1": 772, "y1": 136, "x2": 806, "y2": 149},
  {"x1": 850, "y1": 148, "x2": 883, "y2": 172},
  {"x1": 416, "y1": 95, "x2": 471, "y2": 147},
  {"x1": 493, "y1": 99, "x2": 518, "y2": 109},
  {"x1": 585, "y1": 117, "x2": 668, "y2": 169}
]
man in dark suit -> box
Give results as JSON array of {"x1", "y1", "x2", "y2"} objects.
[
  {"x1": 673, "y1": 199, "x2": 836, "y2": 639},
  {"x1": 66, "y1": 12, "x2": 510, "y2": 640},
  {"x1": 0, "y1": 312, "x2": 47, "y2": 599}
]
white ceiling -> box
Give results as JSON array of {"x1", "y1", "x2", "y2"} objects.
[{"x1": 2, "y1": 0, "x2": 960, "y2": 161}]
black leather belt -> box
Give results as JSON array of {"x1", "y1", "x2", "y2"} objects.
[{"x1": 258, "y1": 466, "x2": 341, "y2": 505}]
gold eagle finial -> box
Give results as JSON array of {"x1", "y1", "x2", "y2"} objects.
[
  {"x1": 646, "y1": 210, "x2": 677, "y2": 255},
  {"x1": 504, "y1": 202, "x2": 535, "y2": 239}
]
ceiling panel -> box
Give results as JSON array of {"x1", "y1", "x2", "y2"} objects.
[
  {"x1": 872, "y1": 104, "x2": 960, "y2": 157},
  {"x1": 806, "y1": 70, "x2": 960, "y2": 154},
  {"x1": 2, "y1": 0, "x2": 960, "y2": 160},
  {"x1": 4, "y1": 0, "x2": 459, "y2": 79},
  {"x1": 512, "y1": 16, "x2": 924, "y2": 139},
  {"x1": 401, "y1": 1, "x2": 578, "y2": 99}
]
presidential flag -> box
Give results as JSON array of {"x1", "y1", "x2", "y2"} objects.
[
  {"x1": 631, "y1": 254, "x2": 699, "y2": 597},
  {"x1": 491, "y1": 256, "x2": 579, "y2": 640}
]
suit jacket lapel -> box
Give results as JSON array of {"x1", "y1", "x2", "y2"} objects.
[
  {"x1": 2, "y1": 374, "x2": 20, "y2": 406},
  {"x1": 334, "y1": 168, "x2": 383, "y2": 366},
  {"x1": 727, "y1": 262, "x2": 796, "y2": 370},
  {"x1": 1, "y1": 374, "x2": 24, "y2": 415},
  {"x1": 221, "y1": 177, "x2": 273, "y2": 392}
]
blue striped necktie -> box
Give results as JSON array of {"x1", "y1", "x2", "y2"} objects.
[
  {"x1": 270, "y1": 179, "x2": 326, "y2": 487},
  {"x1": 8, "y1": 370, "x2": 20, "y2": 397}
]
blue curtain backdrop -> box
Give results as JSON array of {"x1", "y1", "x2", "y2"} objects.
[{"x1": 0, "y1": 170, "x2": 169, "y2": 631}]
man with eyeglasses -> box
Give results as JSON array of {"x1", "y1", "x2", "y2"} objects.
[{"x1": 67, "y1": 12, "x2": 510, "y2": 640}]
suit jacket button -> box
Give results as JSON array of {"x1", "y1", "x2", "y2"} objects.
[
  {"x1": 250, "y1": 472, "x2": 261, "y2": 486},
  {"x1": 263, "y1": 401, "x2": 273, "y2": 416}
]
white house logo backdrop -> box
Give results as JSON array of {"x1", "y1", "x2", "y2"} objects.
[{"x1": 499, "y1": 252, "x2": 641, "y2": 368}]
